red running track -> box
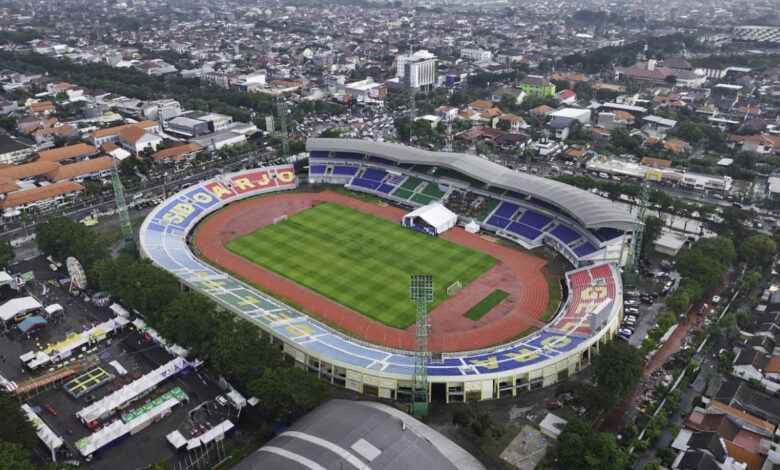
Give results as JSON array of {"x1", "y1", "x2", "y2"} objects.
[{"x1": 195, "y1": 190, "x2": 550, "y2": 352}]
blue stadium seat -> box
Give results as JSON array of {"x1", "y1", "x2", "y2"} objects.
[
  {"x1": 550, "y1": 225, "x2": 581, "y2": 244},
  {"x1": 494, "y1": 202, "x2": 520, "y2": 218},
  {"x1": 505, "y1": 190, "x2": 525, "y2": 200},
  {"x1": 333, "y1": 166, "x2": 359, "y2": 176},
  {"x1": 334, "y1": 152, "x2": 364, "y2": 160},
  {"x1": 362, "y1": 168, "x2": 388, "y2": 181},
  {"x1": 508, "y1": 222, "x2": 542, "y2": 240},
  {"x1": 529, "y1": 197, "x2": 560, "y2": 214},
  {"x1": 590, "y1": 227, "x2": 623, "y2": 242},
  {"x1": 352, "y1": 178, "x2": 381, "y2": 190},
  {"x1": 368, "y1": 156, "x2": 395, "y2": 166},
  {"x1": 310, "y1": 165, "x2": 326, "y2": 175},
  {"x1": 487, "y1": 216, "x2": 510, "y2": 229},
  {"x1": 518, "y1": 210, "x2": 552, "y2": 230},
  {"x1": 378, "y1": 184, "x2": 394, "y2": 194},
  {"x1": 309, "y1": 151, "x2": 329, "y2": 159},
  {"x1": 574, "y1": 242, "x2": 597, "y2": 257}
]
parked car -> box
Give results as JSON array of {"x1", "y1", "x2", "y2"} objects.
[
  {"x1": 215, "y1": 395, "x2": 228, "y2": 407},
  {"x1": 626, "y1": 307, "x2": 639, "y2": 315},
  {"x1": 546, "y1": 400, "x2": 563, "y2": 410}
]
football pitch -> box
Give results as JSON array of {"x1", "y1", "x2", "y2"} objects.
[{"x1": 225, "y1": 202, "x2": 498, "y2": 329}]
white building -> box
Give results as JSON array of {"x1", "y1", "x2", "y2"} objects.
[
  {"x1": 460, "y1": 48, "x2": 492, "y2": 61},
  {"x1": 140, "y1": 99, "x2": 182, "y2": 121},
  {"x1": 397, "y1": 50, "x2": 437, "y2": 91}
]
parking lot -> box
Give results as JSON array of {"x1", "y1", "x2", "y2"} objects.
[{"x1": 0, "y1": 255, "x2": 232, "y2": 469}]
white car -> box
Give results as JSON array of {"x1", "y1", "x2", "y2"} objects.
[{"x1": 712, "y1": 295, "x2": 721, "y2": 304}]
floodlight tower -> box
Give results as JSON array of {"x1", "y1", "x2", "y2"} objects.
[
  {"x1": 277, "y1": 100, "x2": 290, "y2": 163},
  {"x1": 623, "y1": 181, "x2": 649, "y2": 286},
  {"x1": 111, "y1": 156, "x2": 136, "y2": 253},
  {"x1": 410, "y1": 275, "x2": 433, "y2": 418}
]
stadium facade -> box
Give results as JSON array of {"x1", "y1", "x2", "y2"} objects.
[{"x1": 140, "y1": 141, "x2": 628, "y2": 402}]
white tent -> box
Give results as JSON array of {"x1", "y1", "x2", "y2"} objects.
[
  {"x1": 109, "y1": 303, "x2": 129, "y2": 318},
  {"x1": 402, "y1": 203, "x2": 457, "y2": 235},
  {"x1": 0, "y1": 297, "x2": 42, "y2": 322},
  {"x1": 166, "y1": 430, "x2": 188, "y2": 449},
  {"x1": 44, "y1": 304, "x2": 63, "y2": 315},
  {"x1": 465, "y1": 220, "x2": 480, "y2": 234},
  {"x1": 21, "y1": 404, "x2": 63, "y2": 452}
]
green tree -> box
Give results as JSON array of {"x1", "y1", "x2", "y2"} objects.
[
  {"x1": 0, "y1": 442, "x2": 35, "y2": 470},
  {"x1": 145, "y1": 463, "x2": 174, "y2": 470},
  {"x1": 550, "y1": 419, "x2": 627, "y2": 470},
  {"x1": 642, "y1": 215, "x2": 665, "y2": 255},
  {"x1": 35, "y1": 216, "x2": 108, "y2": 273},
  {"x1": 738, "y1": 234, "x2": 777, "y2": 267},
  {"x1": 248, "y1": 367, "x2": 330, "y2": 423},
  {"x1": 666, "y1": 290, "x2": 690, "y2": 314},
  {"x1": 0, "y1": 392, "x2": 38, "y2": 450},
  {"x1": 677, "y1": 237, "x2": 735, "y2": 291},
  {"x1": 208, "y1": 314, "x2": 283, "y2": 387},
  {"x1": 0, "y1": 237, "x2": 14, "y2": 269},
  {"x1": 592, "y1": 340, "x2": 643, "y2": 400}
]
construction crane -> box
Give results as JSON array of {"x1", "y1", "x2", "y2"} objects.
[
  {"x1": 623, "y1": 181, "x2": 649, "y2": 286},
  {"x1": 111, "y1": 156, "x2": 136, "y2": 253},
  {"x1": 277, "y1": 100, "x2": 290, "y2": 163}
]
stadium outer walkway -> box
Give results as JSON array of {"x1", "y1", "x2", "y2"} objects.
[{"x1": 195, "y1": 190, "x2": 550, "y2": 352}]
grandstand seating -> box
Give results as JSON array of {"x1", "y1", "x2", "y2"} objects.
[
  {"x1": 377, "y1": 184, "x2": 394, "y2": 194},
  {"x1": 333, "y1": 166, "x2": 359, "y2": 176},
  {"x1": 573, "y1": 243, "x2": 597, "y2": 257},
  {"x1": 335, "y1": 152, "x2": 364, "y2": 160},
  {"x1": 487, "y1": 216, "x2": 510, "y2": 229},
  {"x1": 507, "y1": 222, "x2": 542, "y2": 240},
  {"x1": 518, "y1": 210, "x2": 552, "y2": 230},
  {"x1": 399, "y1": 177, "x2": 423, "y2": 192},
  {"x1": 529, "y1": 197, "x2": 560, "y2": 214},
  {"x1": 505, "y1": 190, "x2": 525, "y2": 200},
  {"x1": 419, "y1": 183, "x2": 446, "y2": 199},
  {"x1": 387, "y1": 175, "x2": 405, "y2": 185},
  {"x1": 310, "y1": 151, "x2": 329, "y2": 159},
  {"x1": 352, "y1": 178, "x2": 382, "y2": 191},
  {"x1": 310, "y1": 165, "x2": 327, "y2": 175},
  {"x1": 494, "y1": 202, "x2": 520, "y2": 219},
  {"x1": 368, "y1": 156, "x2": 395, "y2": 166},
  {"x1": 550, "y1": 224, "x2": 581, "y2": 244},
  {"x1": 591, "y1": 227, "x2": 623, "y2": 242},
  {"x1": 362, "y1": 168, "x2": 388, "y2": 181}
]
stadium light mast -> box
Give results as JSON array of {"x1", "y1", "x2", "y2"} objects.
[
  {"x1": 410, "y1": 275, "x2": 433, "y2": 418},
  {"x1": 623, "y1": 181, "x2": 649, "y2": 287},
  {"x1": 111, "y1": 155, "x2": 136, "y2": 254}
]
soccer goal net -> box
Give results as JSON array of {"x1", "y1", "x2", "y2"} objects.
[
  {"x1": 273, "y1": 215, "x2": 288, "y2": 224},
  {"x1": 447, "y1": 281, "x2": 462, "y2": 296}
]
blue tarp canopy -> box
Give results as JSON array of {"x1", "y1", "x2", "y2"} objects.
[{"x1": 17, "y1": 315, "x2": 47, "y2": 334}]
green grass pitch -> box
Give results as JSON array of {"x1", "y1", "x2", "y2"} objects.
[
  {"x1": 225, "y1": 202, "x2": 498, "y2": 329},
  {"x1": 463, "y1": 289, "x2": 509, "y2": 321}
]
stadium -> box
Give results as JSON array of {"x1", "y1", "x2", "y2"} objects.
[{"x1": 139, "y1": 138, "x2": 632, "y2": 403}]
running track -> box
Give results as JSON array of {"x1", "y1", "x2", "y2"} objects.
[{"x1": 195, "y1": 190, "x2": 550, "y2": 352}]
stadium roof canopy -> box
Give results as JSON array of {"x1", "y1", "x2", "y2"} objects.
[
  {"x1": 307, "y1": 138, "x2": 635, "y2": 230},
  {"x1": 232, "y1": 399, "x2": 486, "y2": 470}
]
